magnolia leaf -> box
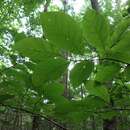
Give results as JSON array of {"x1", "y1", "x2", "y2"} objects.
[
  {"x1": 107, "y1": 51, "x2": 130, "y2": 64},
  {"x1": 13, "y1": 38, "x2": 57, "y2": 62},
  {"x1": 82, "y1": 9, "x2": 110, "y2": 54},
  {"x1": 40, "y1": 11, "x2": 84, "y2": 54},
  {"x1": 111, "y1": 31, "x2": 130, "y2": 53},
  {"x1": 86, "y1": 81, "x2": 110, "y2": 103},
  {"x1": 111, "y1": 17, "x2": 130, "y2": 45},
  {"x1": 43, "y1": 82, "x2": 64, "y2": 102},
  {"x1": 32, "y1": 58, "x2": 69, "y2": 86},
  {"x1": 95, "y1": 63, "x2": 120, "y2": 82},
  {"x1": 70, "y1": 61, "x2": 94, "y2": 87}
]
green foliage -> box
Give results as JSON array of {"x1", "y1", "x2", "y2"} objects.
[
  {"x1": 70, "y1": 60, "x2": 94, "y2": 87},
  {"x1": 107, "y1": 51, "x2": 130, "y2": 64},
  {"x1": 40, "y1": 11, "x2": 85, "y2": 54},
  {"x1": 82, "y1": 9, "x2": 110, "y2": 54},
  {"x1": 100, "y1": 110, "x2": 118, "y2": 120},
  {"x1": 15, "y1": 0, "x2": 45, "y2": 15},
  {"x1": 86, "y1": 81, "x2": 110, "y2": 103},
  {"x1": 95, "y1": 63, "x2": 120, "y2": 83},
  {"x1": 32, "y1": 57, "x2": 69, "y2": 86},
  {"x1": 13, "y1": 38, "x2": 58, "y2": 62},
  {"x1": 11, "y1": 8, "x2": 130, "y2": 125},
  {"x1": 124, "y1": 65, "x2": 130, "y2": 81},
  {"x1": 1, "y1": 1, "x2": 130, "y2": 128},
  {"x1": 111, "y1": 17, "x2": 130, "y2": 45},
  {"x1": 43, "y1": 82, "x2": 65, "y2": 103},
  {"x1": 107, "y1": 18, "x2": 130, "y2": 64},
  {"x1": 0, "y1": 94, "x2": 14, "y2": 103},
  {"x1": 112, "y1": 31, "x2": 130, "y2": 53},
  {"x1": 14, "y1": 32, "x2": 27, "y2": 42}
]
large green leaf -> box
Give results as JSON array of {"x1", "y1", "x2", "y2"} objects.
[
  {"x1": 111, "y1": 17, "x2": 130, "y2": 45},
  {"x1": 14, "y1": 32, "x2": 27, "y2": 42},
  {"x1": 32, "y1": 58, "x2": 69, "y2": 86},
  {"x1": 43, "y1": 82, "x2": 64, "y2": 102},
  {"x1": 106, "y1": 51, "x2": 130, "y2": 64},
  {"x1": 40, "y1": 11, "x2": 84, "y2": 54},
  {"x1": 111, "y1": 31, "x2": 130, "y2": 53},
  {"x1": 13, "y1": 38, "x2": 57, "y2": 62},
  {"x1": 5, "y1": 68, "x2": 27, "y2": 81},
  {"x1": 95, "y1": 63, "x2": 120, "y2": 82},
  {"x1": 70, "y1": 61, "x2": 94, "y2": 87},
  {"x1": 84, "y1": 96, "x2": 106, "y2": 110},
  {"x1": 82, "y1": 9, "x2": 110, "y2": 54},
  {"x1": 108, "y1": 31, "x2": 130, "y2": 64},
  {"x1": 86, "y1": 81, "x2": 110, "y2": 103}
]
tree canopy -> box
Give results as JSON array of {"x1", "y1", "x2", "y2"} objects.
[{"x1": 0, "y1": 0, "x2": 130, "y2": 130}]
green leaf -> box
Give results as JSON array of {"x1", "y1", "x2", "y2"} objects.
[
  {"x1": 107, "y1": 51, "x2": 130, "y2": 64},
  {"x1": 14, "y1": 32, "x2": 27, "y2": 42},
  {"x1": 86, "y1": 81, "x2": 110, "y2": 103},
  {"x1": 84, "y1": 96, "x2": 106, "y2": 110},
  {"x1": 111, "y1": 17, "x2": 130, "y2": 45},
  {"x1": 82, "y1": 9, "x2": 110, "y2": 54},
  {"x1": 124, "y1": 65, "x2": 130, "y2": 81},
  {"x1": 5, "y1": 68, "x2": 27, "y2": 80},
  {"x1": 70, "y1": 61, "x2": 94, "y2": 87},
  {"x1": 95, "y1": 63, "x2": 120, "y2": 82},
  {"x1": 115, "y1": 96, "x2": 130, "y2": 107},
  {"x1": 40, "y1": 11, "x2": 84, "y2": 54},
  {"x1": 2, "y1": 68, "x2": 28, "y2": 95},
  {"x1": 66, "y1": 111, "x2": 88, "y2": 123},
  {"x1": 55, "y1": 98, "x2": 72, "y2": 113},
  {"x1": 13, "y1": 38, "x2": 57, "y2": 62},
  {"x1": 108, "y1": 31, "x2": 130, "y2": 64},
  {"x1": 125, "y1": 83, "x2": 130, "y2": 90},
  {"x1": 100, "y1": 111, "x2": 118, "y2": 120},
  {"x1": 73, "y1": 96, "x2": 106, "y2": 112},
  {"x1": 0, "y1": 94, "x2": 14, "y2": 103},
  {"x1": 43, "y1": 82, "x2": 64, "y2": 102},
  {"x1": 32, "y1": 58, "x2": 69, "y2": 86},
  {"x1": 111, "y1": 31, "x2": 130, "y2": 53}
]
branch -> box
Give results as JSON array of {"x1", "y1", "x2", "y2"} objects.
[
  {"x1": 112, "y1": 107, "x2": 130, "y2": 111},
  {"x1": 0, "y1": 103, "x2": 68, "y2": 130},
  {"x1": 96, "y1": 107, "x2": 130, "y2": 113},
  {"x1": 100, "y1": 57, "x2": 130, "y2": 65},
  {"x1": 0, "y1": 62, "x2": 17, "y2": 75}
]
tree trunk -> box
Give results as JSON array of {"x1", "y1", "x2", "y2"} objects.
[
  {"x1": 103, "y1": 117, "x2": 117, "y2": 130},
  {"x1": 90, "y1": 1, "x2": 117, "y2": 130},
  {"x1": 32, "y1": 115, "x2": 40, "y2": 130},
  {"x1": 90, "y1": 0, "x2": 99, "y2": 11},
  {"x1": 62, "y1": 0, "x2": 69, "y2": 98},
  {"x1": 44, "y1": 0, "x2": 51, "y2": 12},
  {"x1": 92, "y1": 116, "x2": 96, "y2": 130}
]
